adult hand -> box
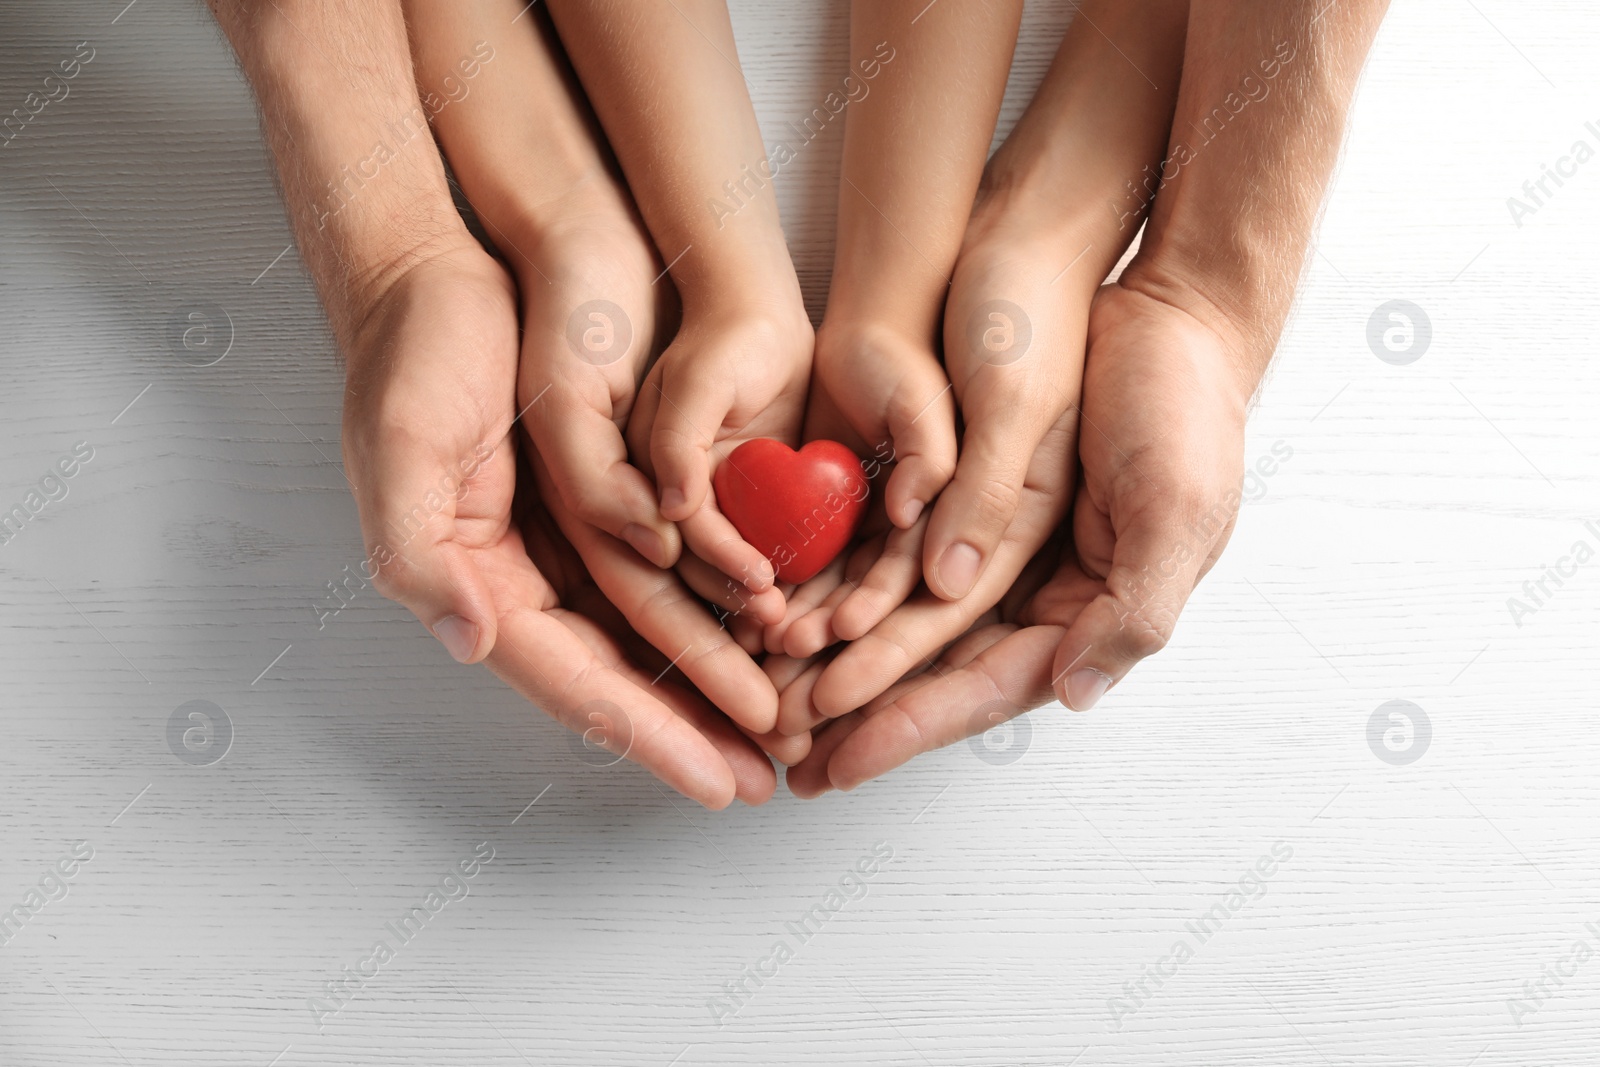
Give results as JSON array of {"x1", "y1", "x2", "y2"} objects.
[
  {"x1": 405, "y1": 0, "x2": 680, "y2": 571},
  {"x1": 214, "y1": 0, "x2": 777, "y2": 806},
  {"x1": 785, "y1": 0, "x2": 1394, "y2": 792},
  {"x1": 342, "y1": 245, "x2": 779, "y2": 807},
  {"x1": 785, "y1": 273, "x2": 1252, "y2": 795}
]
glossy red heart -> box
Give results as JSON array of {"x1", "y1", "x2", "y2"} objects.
[{"x1": 713, "y1": 439, "x2": 869, "y2": 584}]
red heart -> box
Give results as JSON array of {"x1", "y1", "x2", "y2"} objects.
[{"x1": 713, "y1": 439, "x2": 869, "y2": 584}]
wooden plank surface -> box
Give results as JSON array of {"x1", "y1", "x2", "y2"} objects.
[{"x1": 2, "y1": 1, "x2": 1599, "y2": 1064}]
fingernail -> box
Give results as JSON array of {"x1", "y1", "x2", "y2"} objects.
[
  {"x1": 901, "y1": 498, "x2": 925, "y2": 526},
  {"x1": 935, "y1": 542, "x2": 981, "y2": 598},
  {"x1": 432, "y1": 615, "x2": 479, "y2": 664},
  {"x1": 660, "y1": 487, "x2": 687, "y2": 515},
  {"x1": 621, "y1": 522, "x2": 663, "y2": 565},
  {"x1": 1065, "y1": 668, "x2": 1112, "y2": 712}
]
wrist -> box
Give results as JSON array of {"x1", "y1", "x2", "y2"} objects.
[
  {"x1": 674, "y1": 284, "x2": 814, "y2": 364},
  {"x1": 822, "y1": 242, "x2": 948, "y2": 344},
  {"x1": 671, "y1": 233, "x2": 807, "y2": 326},
  {"x1": 1116, "y1": 251, "x2": 1278, "y2": 407}
]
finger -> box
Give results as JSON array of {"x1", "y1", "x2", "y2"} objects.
[
  {"x1": 922, "y1": 400, "x2": 1051, "y2": 601},
  {"x1": 762, "y1": 647, "x2": 822, "y2": 694},
  {"x1": 831, "y1": 514, "x2": 928, "y2": 641},
  {"x1": 763, "y1": 556, "x2": 846, "y2": 654},
  {"x1": 881, "y1": 376, "x2": 958, "y2": 528},
  {"x1": 675, "y1": 550, "x2": 788, "y2": 627},
  {"x1": 485, "y1": 607, "x2": 738, "y2": 810},
  {"x1": 678, "y1": 499, "x2": 778, "y2": 596},
  {"x1": 859, "y1": 622, "x2": 1016, "y2": 715},
  {"x1": 774, "y1": 656, "x2": 830, "y2": 737},
  {"x1": 824, "y1": 623, "x2": 1064, "y2": 792},
  {"x1": 738, "y1": 722, "x2": 812, "y2": 768},
  {"x1": 1051, "y1": 492, "x2": 1215, "y2": 711},
  {"x1": 359, "y1": 440, "x2": 506, "y2": 666},
  {"x1": 549, "y1": 477, "x2": 782, "y2": 735},
  {"x1": 648, "y1": 365, "x2": 730, "y2": 522},
  {"x1": 785, "y1": 715, "x2": 866, "y2": 799},
  {"x1": 780, "y1": 583, "x2": 854, "y2": 660},
  {"x1": 660, "y1": 682, "x2": 779, "y2": 804},
  {"x1": 809, "y1": 594, "x2": 986, "y2": 720},
  {"x1": 522, "y1": 380, "x2": 681, "y2": 568},
  {"x1": 728, "y1": 612, "x2": 766, "y2": 655}
]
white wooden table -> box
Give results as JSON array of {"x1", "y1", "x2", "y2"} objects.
[{"x1": 4, "y1": 1, "x2": 1599, "y2": 1064}]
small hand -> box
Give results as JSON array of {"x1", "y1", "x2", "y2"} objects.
[
  {"x1": 625, "y1": 303, "x2": 813, "y2": 627},
  {"x1": 759, "y1": 324, "x2": 954, "y2": 659},
  {"x1": 763, "y1": 197, "x2": 1097, "y2": 736}
]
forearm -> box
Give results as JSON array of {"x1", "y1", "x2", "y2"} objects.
[
  {"x1": 402, "y1": 1, "x2": 611, "y2": 241},
  {"x1": 825, "y1": 0, "x2": 1022, "y2": 336},
  {"x1": 209, "y1": 0, "x2": 465, "y2": 344},
  {"x1": 1131, "y1": 0, "x2": 1390, "y2": 383},
  {"x1": 977, "y1": 0, "x2": 1189, "y2": 302},
  {"x1": 545, "y1": 0, "x2": 800, "y2": 313}
]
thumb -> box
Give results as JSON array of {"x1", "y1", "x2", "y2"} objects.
[
  {"x1": 648, "y1": 365, "x2": 731, "y2": 522},
  {"x1": 1050, "y1": 489, "x2": 1215, "y2": 710},
  {"x1": 921, "y1": 402, "x2": 1052, "y2": 601},
  {"x1": 523, "y1": 379, "x2": 682, "y2": 568},
  {"x1": 881, "y1": 371, "x2": 958, "y2": 529},
  {"x1": 358, "y1": 453, "x2": 502, "y2": 665}
]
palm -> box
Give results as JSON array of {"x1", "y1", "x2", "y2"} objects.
[{"x1": 1069, "y1": 282, "x2": 1246, "y2": 591}]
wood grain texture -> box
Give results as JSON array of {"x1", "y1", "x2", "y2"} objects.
[{"x1": 3, "y1": 0, "x2": 1600, "y2": 1064}]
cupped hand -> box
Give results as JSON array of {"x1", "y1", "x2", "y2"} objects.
[
  {"x1": 624, "y1": 302, "x2": 813, "y2": 627},
  {"x1": 758, "y1": 324, "x2": 954, "y2": 660},
  {"x1": 761, "y1": 204, "x2": 1094, "y2": 736},
  {"x1": 341, "y1": 241, "x2": 776, "y2": 807},
  {"x1": 784, "y1": 273, "x2": 1256, "y2": 796}
]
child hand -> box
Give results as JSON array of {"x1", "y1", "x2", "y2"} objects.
[
  {"x1": 624, "y1": 301, "x2": 812, "y2": 627},
  {"x1": 755, "y1": 323, "x2": 954, "y2": 658}
]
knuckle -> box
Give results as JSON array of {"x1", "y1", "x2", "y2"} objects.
[
  {"x1": 366, "y1": 551, "x2": 414, "y2": 605},
  {"x1": 561, "y1": 477, "x2": 616, "y2": 527},
  {"x1": 907, "y1": 448, "x2": 957, "y2": 489},
  {"x1": 1113, "y1": 603, "x2": 1176, "y2": 659},
  {"x1": 962, "y1": 478, "x2": 1022, "y2": 534}
]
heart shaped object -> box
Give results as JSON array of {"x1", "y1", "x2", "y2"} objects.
[{"x1": 713, "y1": 439, "x2": 869, "y2": 584}]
